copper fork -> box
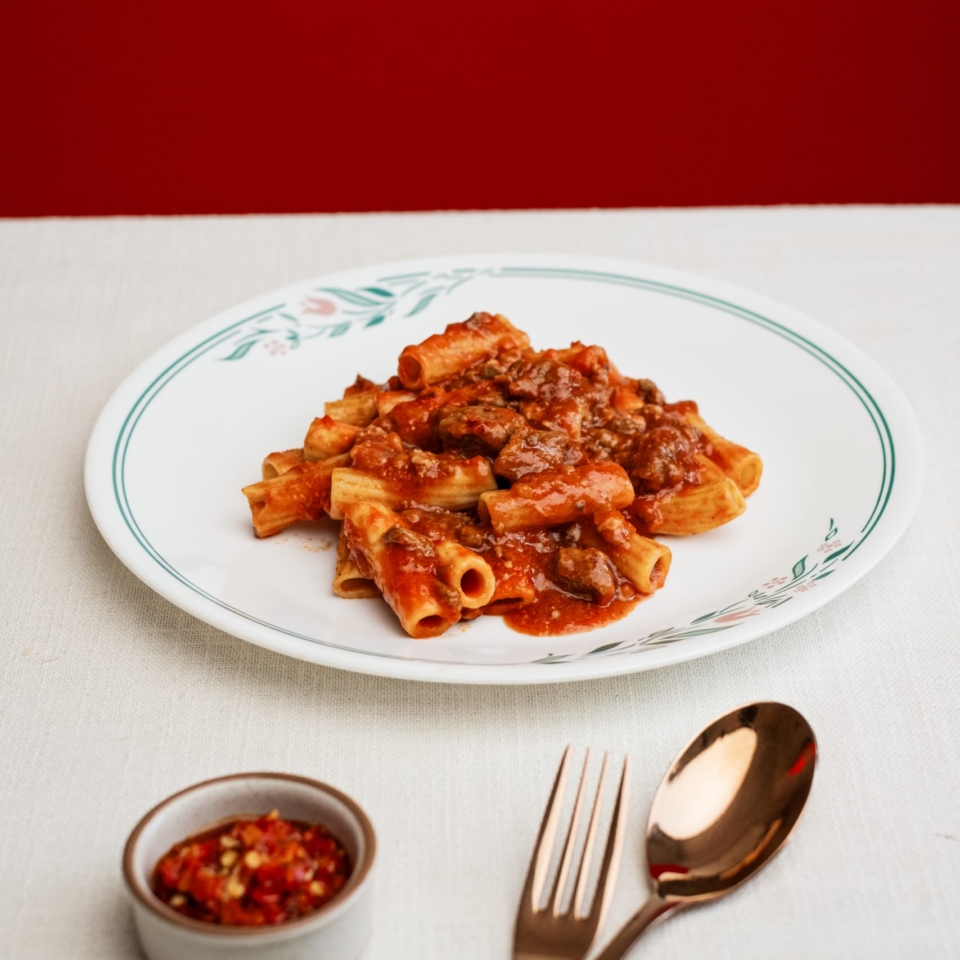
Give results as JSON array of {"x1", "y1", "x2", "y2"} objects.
[{"x1": 514, "y1": 747, "x2": 630, "y2": 960}]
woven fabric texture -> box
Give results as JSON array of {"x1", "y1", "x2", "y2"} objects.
[{"x1": 0, "y1": 207, "x2": 958, "y2": 958}]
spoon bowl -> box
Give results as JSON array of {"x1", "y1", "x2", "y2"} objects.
[{"x1": 595, "y1": 702, "x2": 816, "y2": 959}]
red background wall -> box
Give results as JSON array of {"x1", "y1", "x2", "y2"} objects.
[{"x1": 1, "y1": 0, "x2": 957, "y2": 216}]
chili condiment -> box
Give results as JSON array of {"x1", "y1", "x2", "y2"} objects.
[{"x1": 152, "y1": 809, "x2": 352, "y2": 926}]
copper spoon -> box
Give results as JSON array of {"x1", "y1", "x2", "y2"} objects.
[{"x1": 594, "y1": 702, "x2": 817, "y2": 959}]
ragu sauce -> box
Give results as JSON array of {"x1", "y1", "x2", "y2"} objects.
[
  {"x1": 152, "y1": 810, "x2": 351, "y2": 926},
  {"x1": 242, "y1": 313, "x2": 762, "y2": 639},
  {"x1": 401, "y1": 509, "x2": 642, "y2": 635}
]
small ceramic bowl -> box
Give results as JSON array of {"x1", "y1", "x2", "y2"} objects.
[{"x1": 123, "y1": 773, "x2": 376, "y2": 960}]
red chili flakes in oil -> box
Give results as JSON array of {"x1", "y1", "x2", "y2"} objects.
[{"x1": 152, "y1": 810, "x2": 352, "y2": 926}]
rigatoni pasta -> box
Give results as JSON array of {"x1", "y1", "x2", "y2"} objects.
[
  {"x1": 242, "y1": 455, "x2": 348, "y2": 538},
  {"x1": 241, "y1": 311, "x2": 762, "y2": 638}
]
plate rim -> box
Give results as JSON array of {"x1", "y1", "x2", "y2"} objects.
[{"x1": 84, "y1": 253, "x2": 924, "y2": 684}]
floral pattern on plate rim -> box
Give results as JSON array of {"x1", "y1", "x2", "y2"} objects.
[{"x1": 217, "y1": 268, "x2": 494, "y2": 360}]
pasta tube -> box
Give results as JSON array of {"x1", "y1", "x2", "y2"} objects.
[
  {"x1": 261, "y1": 448, "x2": 304, "y2": 480},
  {"x1": 325, "y1": 390, "x2": 379, "y2": 427},
  {"x1": 332, "y1": 530, "x2": 379, "y2": 599},
  {"x1": 397, "y1": 312, "x2": 530, "y2": 389},
  {"x1": 634, "y1": 455, "x2": 746, "y2": 536},
  {"x1": 435, "y1": 541, "x2": 496, "y2": 609},
  {"x1": 591, "y1": 510, "x2": 672, "y2": 594},
  {"x1": 341, "y1": 501, "x2": 462, "y2": 638},
  {"x1": 375, "y1": 390, "x2": 418, "y2": 416},
  {"x1": 328, "y1": 458, "x2": 497, "y2": 519},
  {"x1": 684, "y1": 411, "x2": 763, "y2": 496},
  {"x1": 304, "y1": 416, "x2": 360, "y2": 461},
  {"x1": 478, "y1": 462, "x2": 635, "y2": 534},
  {"x1": 242, "y1": 455, "x2": 348, "y2": 538}
]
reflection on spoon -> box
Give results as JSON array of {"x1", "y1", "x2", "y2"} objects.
[
  {"x1": 657, "y1": 726, "x2": 757, "y2": 841},
  {"x1": 593, "y1": 702, "x2": 816, "y2": 960}
]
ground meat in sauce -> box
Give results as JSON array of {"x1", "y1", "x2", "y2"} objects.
[
  {"x1": 253, "y1": 313, "x2": 738, "y2": 637},
  {"x1": 553, "y1": 546, "x2": 618, "y2": 604},
  {"x1": 494, "y1": 429, "x2": 570, "y2": 481},
  {"x1": 351, "y1": 344, "x2": 706, "y2": 630},
  {"x1": 437, "y1": 404, "x2": 526, "y2": 458},
  {"x1": 507, "y1": 359, "x2": 584, "y2": 401},
  {"x1": 623, "y1": 425, "x2": 701, "y2": 493},
  {"x1": 381, "y1": 524, "x2": 436, "y2": 555}
]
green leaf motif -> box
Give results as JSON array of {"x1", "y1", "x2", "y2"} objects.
[
  {"x1": 221, "y1": 340, "x2": 259, "y2": 361},
  {"x1": 320, "y1": 288, "x2": 385, "y2": 307},
  {"x1": 824, "y1": 545, "x2": 850, "y2": 563},
  {"x1": 792, "y1": 556, "x2": 807, "y2": 580},
  {"x1": 328, "y1": 324, "x2": 350, "y2": 338},
  {"x1": 691, "y1": 611, "x2": 719, "y2": 624},
  {"x1": 587, "y1": 641, "x2": 624, "y2": 656},
  {"x1": 756, "y1": 595, "x2": 791, "y2": 608},
  {"x1": 365, "y1": 315, "x2": 385, "y2": 328},
  {"x1": 363, "y1": 287, "x2": 395, "y2": 299},
  {"x1": 673, "y1": 625, "x2": 735, "y2": 639},
  {"x1": 406, "y1": 293, "x2": 436, "y2": 317},
  {"x1": 814, "y1": 570, "x2": 835, "y2": 580}
]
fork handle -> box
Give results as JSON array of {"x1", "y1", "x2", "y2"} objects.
[{"x1": 592, "y1": 894, "x2": 681, "y2": 959}]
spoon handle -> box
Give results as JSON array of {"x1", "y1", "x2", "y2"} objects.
[{"x1": 592, "y1": 894, "x2": 680, "y2": 960}]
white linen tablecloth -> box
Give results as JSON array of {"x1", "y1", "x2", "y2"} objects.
[{"x1": 1, "y1": 206, "x2": 958, "y2": 959}]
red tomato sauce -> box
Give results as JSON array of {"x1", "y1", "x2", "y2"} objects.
[
  {"x1": 504, "y1": 584, "x2": 639, "y2": 635},
  {"x1": 152, "y1": 810, "x2": 352, "y2": 926}
]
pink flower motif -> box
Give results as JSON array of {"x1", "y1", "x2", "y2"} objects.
[
  {"x1": 762, "y1": 576, "x2": 788, "y2": 589},
  {"x1": 795, "y1": 582, "x2": 817, "y2": 592},
  {"x1": 264, "y1": 339, "x2": 288, "y2": 356},
  {"x1": 818, "y1": 539, "x2": 843, "y2": 553},
  {"x1": 714, "y1": 608, "x2": 761, "y2": 624},
  {"x1": 302, "y1": 296, "x2": 337, "y2": 317}
]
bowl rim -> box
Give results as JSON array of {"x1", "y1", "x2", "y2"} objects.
[{"x1": 122, "y1": 771, "x2": 377, "y2": 938}]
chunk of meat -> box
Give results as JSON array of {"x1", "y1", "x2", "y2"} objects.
[
  {"x1": 380, "y1": 525, "x2": 436, "y2": 557},
  {"x1": 349, "y1": 427, "x2": 404, "y2": 471},
  {"x1": 564, "y1": 344, "x2": 609, "y2": 377},
  {"x1": 493, "y1": 429, "x2": 569, "y2": 481},
  {"x1": 456, "y1": 524, "x2": 488, "y2": 549},
  {"x1": 553, "y1": 546, "x2": 617, "y2": 604},
  {"x1": 626, "y1": 425, "x2": 700, "y2": 493},
  {"x1": 508, "y1": 360, "x2": 583, "y2": 401},
  {"x1": 520, "y1": 398, "x2": 585, "y2": 440},
  {"x1": 606, "y1": 415, "x2": 647, "y2": 435},
  {"x1": 437, "y1": 405, "x2": 526, "y2": 458},
  {"x1": 636, "y1": 379, "x2": 666, "y2": 405}
]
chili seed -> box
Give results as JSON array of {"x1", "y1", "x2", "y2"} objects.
[{"x1": 226, "y1": 878, "x2": 246, "y2": 899}]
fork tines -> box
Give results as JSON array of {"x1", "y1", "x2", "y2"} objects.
[{"x1": 514, "y1": 747, "x2": 630, "y2": 960}]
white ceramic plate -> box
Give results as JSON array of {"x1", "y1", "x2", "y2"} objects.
[{"x1": 85, "y1": 255, "x2": 922, "y2": 684}]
